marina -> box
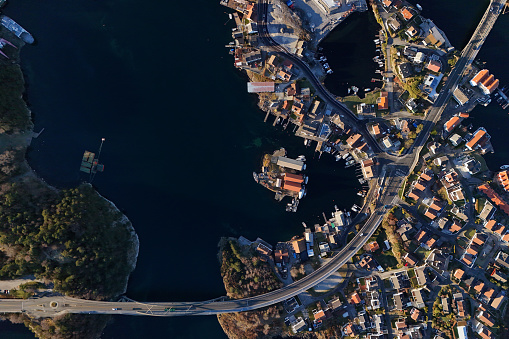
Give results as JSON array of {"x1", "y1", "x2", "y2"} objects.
[{"x1": 79, "y1": 138, "x2": 106, "y2": 183}]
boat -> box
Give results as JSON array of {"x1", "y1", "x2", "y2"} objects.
[
  {"x1": 501, "y1": 165, "x2": 509, "y2": 170},
  {"x1": 297, "y1": 155, "x2": 306, "y2": 162},
  {"x1": 348, "y1": 88, "x2": 351, "y2": 94},
  {"x1": 416, "y1": 4, "x2": 422, "y2": 10},
  {"x1": 304, "y1": 176, "x2": 309, "y2": 184},
  {"x1": 365, "y1": 88, "x2": 371, "y2": 92},
  {"x1": 298, "y1": 188, "x2": 307, "y2": 199},
  {"x1": 253, "y1": 172, "x2": 259, "y2": 183},
  {"x1": 335, "y1": 154, "x2": 342, "y2": 161},
  {"x1": 0, "y1": 15, "x2": 34, "y2": 44},
  {"x1": 342, "y1": 153, "x2": 350, "y2": 159},
  {"x1": 327, "y1": 69, "x2": 333, "y2": 74}
]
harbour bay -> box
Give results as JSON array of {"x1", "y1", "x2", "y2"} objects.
[{"x1": 1, "y1": 0, "x2": 508, "y2": 338}]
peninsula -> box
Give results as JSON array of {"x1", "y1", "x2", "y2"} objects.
[{"x1": 0, "y1": 9, "x2": 139, "y2": 339}]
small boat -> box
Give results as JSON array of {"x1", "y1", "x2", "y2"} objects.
[
  {"x1": 416, "y1": 4, "x2": 422, "y2": 10},
  {"x1": 500, "y1": 165, "x2": 509, "y2": 170},
  {"x1": 342, "y1": 153, "x2": 350, "y2": 159},
  {"x1": 297, "y1": 155, "x2": 306, "y2": 162},
  {"x1": 304, "y1": 176, "x2": 309, "y2": 184},
  {"x1": 348, "y1": 88, "x2": 351, "y2": 94},
  {"x1": 228, "y1": 13, "x2": 232, "y2": 19},
  {"x1": 365, "y1": 88, "x2": 371, "y2": 92},
  {"x1": 327, "y1": 69, "x2": 333, "y2": 74},
  {"x1": 253, "y1": 172, "x2": 259, "y2": 183}
]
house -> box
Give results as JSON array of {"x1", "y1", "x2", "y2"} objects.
[
  {"x1": 441, "y1": 297, "x2": 450, "y2": 314},
  {"x1": 405, "y1": 24, "x2": 420, "y2": 38},
  {"x1": 350, "y1": 292, "x2": 362, "y2": 304},
  {"x1": 478, "y1": 72, "x2": 499, "y2": 95},
  {"x1": 292, "y1": 317, "x2": 307, "y2": 334},
  {"x1": 256, "y1": 243, "x2": 272, "y2": 257},
  {"x1": 444, "y1": 116, "x2": 460, "y2": 133},
  {"x1": 477, "y1": 326, "x2": 493, "y2": 339},
  {"x1": 388, "y1": 17, "x2": 401, "y2": 31},
  {"x1": 410, "y1": 308, "x2": 421, "y2": 321},
  {"x1": 346, "y1": 133, "x2": 363, "y2": 148},
  {"x1": 412, "y1": 288, "x2": 425, "y2": 308},
  {"x1": 466, "y1": 127, "x2": 490, "y2": 151},
  {"x1": 274, "y1": 249, "x2": 289, "y2": 265},
  {"x1": 415, "y1": 266, "x2": 428, "y2": 286},
  {"x1": 344, "y1": 323, "x2": 356, "y2": 337},
  {"x1": 291, "y1": 237, "x2": 306, "y2": 256},
  {"x1": 398, "y1": 62, "x2": 414, "y2": 79},
  {"x1": 403, "y1": 253, "x2": 418, "y2": 266},
  {"x1": 361, "y1": 159, "x2": 375, "y2": 180},
  {"x1": 449, "y1": 220, "x2": 462, "y2": 233},
  {"x1": 277, "y1": 69, "x2": 291, "y2": 82},
  {"x1": 357, "y1": 102, "x2": 375, "y2": 115},
  {"x1": 393, "y1": 292, "x2": 405, "y2": 310},
  {"x1": 426, "y1": 60, "x2": 441, "y2": 73},
  {"x1": 377, "y1": 92, "x2": 389, "y2": 110},
  {"x1": 457, "y1": 300, "x2": 466, "y2": 317},
  {"x1": 400, "y1": 7, "x2": 414, "y2": 21},
  {"x1": 454, "y1": 268, "x2": 465, "y2": 281},
  {"x1": 478, "y1": 310, "x2": 495, "y2": 327},
  {"x1": 495, "y1": 251, "x2": 509, "y2": 269},
  {"x1": 423, "y1": 25, "x2": 447, "y2": 48},
  {"x1": 371, "y1": 123, "x2": 382, "y2": 138},
  {"x1": 497, "y1": 170, "x2": 509, "y2": 192},
  {"x1": 450, "y1": 133, "x2": 462, "y2": 146},
  {"x1": 479, "y1": 200, "x2": 496, "y2": 221},
  {"x1": 490, "y1": 292, "x2": 506, "y2": 310},
  {"x1": 395, "y1": 318, "x2": 407, "y2": 332},
  {"x1": 368, "y1": 241, "x2": 380, "y2": 252},
  {"x1": 472, "y1": 280, "x2": 485, "y2": 294}
]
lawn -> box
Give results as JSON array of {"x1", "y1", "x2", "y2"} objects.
[
  {"x1": 377, "y1": 251, "x2": 399, "y2": 269},
  {"x1": 342, "y1": 90, "x2": 381, "y2": 114},
  {"x1": 408, "y1": 268, "x2": 416, "y2": 279},
  {"x1": 464, "y1": 228, "x2": 476, "y2": 240},
  {"x1": 415, "y1": 246, "x2": 431, "y2": 260}
]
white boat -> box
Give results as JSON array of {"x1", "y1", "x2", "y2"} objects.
[
  {"x1": 304, "y1": 176, "x2": 309, "y2": 184},
  {"x1": 500, "y1": 165, "x2": 509, "y2": 170},
  {"x1": 297, "y1": 155, "x2": 306, "y2": 162},
  {"x1": 365, "y1": 88, "x2": 371, "y2": 92},
  {"x1": 348, "y1": 88, "x2": 351, "y2": 94},
  {"x1": 416, "y1": 4, "x2": 422, "y2": 10},
  {"x1": 342, "y1": 153, "x2": 350, "y2": 159},
  {"x1": 327, "y1": 69, "x2": 333, "y2": 74}
]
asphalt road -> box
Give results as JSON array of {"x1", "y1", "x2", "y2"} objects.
[{"x1": 1, "y1": 0, "x2": 502, "y2": 319}]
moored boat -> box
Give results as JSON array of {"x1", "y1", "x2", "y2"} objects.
[
  {"x1": 501, "y1": 165, "x2": 509, "y2": 170},
  {"x1": 0, "y1": 15, "x2": 34, "y2": 44}
]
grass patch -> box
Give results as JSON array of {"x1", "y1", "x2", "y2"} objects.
[
  {"x1": 408, "y1": 268, "x2": 416, "y2": 279},
  {"x1": 342, "y1": 90, "x2": 381, "y2": 113},
  {"x1": 464, "y1": 228, "x2": 476, "y2": 240},
  {"x1": 415, "y1": 246, "x2": 431, "y2": 260},
  {"x1": 377, "y1": 251, "x2": 399, "y2": 270}
]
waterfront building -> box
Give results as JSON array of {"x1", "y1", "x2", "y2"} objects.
[
  {"x1": 466, "y1": 127, "x2": 490, "y2": 151},
  {"x1": 398, "y1": 62, "x2": 413, "y2": 79},
  {"x1": 453, "y1": 87, "x2": 470, "y2": 106},
  {"x1": 277, "y1": 156, "x2": 305, "y2": 171},
  {"x1": 449, "y1": 134, "x2": 462, "y2": 146},
  {"x1": 470, "y1": 69, "x2": 489, "y2": 86},
  {"x1": 247, "y1": 82, "x2": 275, "y2": 93},
  {"x1": 423, "y1": 24, "x2": 447, "y2": 48},
  {"x1": 444, "y1": 116, "x2": 460, "y2": 133},
  {"x1": 470, "y1": 69, "x2": 499, "y2": 94},
  {"x1": 388, "y1": 16, "x2": 401, "y2": 31},
  {"x1": 400, "y1": 7, "x2": 414, "y2": 21},
  {"x1": 361, "y1": 159, "x2": 375, "y2": 180},
  {"x1": 497, "y1": 170, "x2": 509, "y2": 192}
]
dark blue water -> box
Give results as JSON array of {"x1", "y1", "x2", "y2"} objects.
[
  {"x1": 320, "y1": 10, "x2": 380, "y2": 97},
  {"x1": 3, "y1": 0, "x2": 362, "y2": 337},
  {"x1": 2, "y1": 0, "x2": 508, "y2": 337}
]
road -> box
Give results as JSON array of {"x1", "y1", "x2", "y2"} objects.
[{"x1": 0, "y1": 0, "x2": 503, "y2": 319}]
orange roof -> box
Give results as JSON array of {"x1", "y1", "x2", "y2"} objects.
[
  {"x1": 369, "y1": 241, "x2": 380, "y2": 252},
  {"x1": 427, "y1": 60, "x2": 441, "y2": 73},
  {"x1": 411, "y1": 309, "x2": 421, "y2": 321},
  {"x1": 346, "y1": 133, "x2": 362, "y2": 147},
  {"x1": 372, "y1": 124, "x2": 381, "y2": 136},
  {"x1": 454, "y1": 269, "x2": 465, "y2": 280},
  {"x1": 425, "y1": 210, "x2": 437, "y2": 220},
  {"x1": 401, "y1": 8, "x2": 413, "y2": 20},
  {"x1": 466, "y1": 129, "x2": 486, "y2": 149},
  {"x1": 472, "y1": 234, "x2": 485, "y2": 245},
  {"x1": 408, "y1": 191, "x2": 420, "y2": 201},
  {"x1": 485, "y1": 79, "x2": 499, "y2": 93},
  {"x1": 478, "y1": 184, "x2": 509, "y2": 215},
  {"x1": 283, "y1": 181, "x2": 301, "y2": 192},
  {"x1": 474, "y1": 281, "x2": 485, "y2": 293},
  {"x1": 482, "y1": 74, "x2": 495, "y2": 88},
  {"x1": 314, "y1": 310, "x2": 326, "y2": 320},
  {"x1": 502, "y1": 233, "x2": 509, "y2": 242},
  {"x1": 485, "y1": 220, "x2": 497, "y2": 230},
  {"x1": 285, "y1": 173, "x2": 304, "y2": 183},
  {"x1": 383, "y1": 0, "x2": 392, "y2": 6},
  {"x1": 449, "y1": 221, "x2": 462, "y2": 232},
  {"x1": 472, "y1": 69, "x2": 489, "y2": 85},
  {"x1": 495, "y1": 225, "x2": 506, "y2": 235},
  {"x1": 378, "y1": 96, "x2": 388, "y2": 110},
  {"x1": 467, "y1": 247, "x2": 478, "y2": 255},
  {"x1": 421, "y1": 172, "x2": 432, "y2": 181},
  {"x1": 350, "y1": 292, "x2": 361, "y2": 304},
  {"x1": 445, "y1": 116, "x2": 460, "y2": 132},
  {"x1": 414, "y1": 182, "x2": 426, "y2": 191},
  {"x1": 459, "y1": 112, "x2": 469, "y2": 118}
]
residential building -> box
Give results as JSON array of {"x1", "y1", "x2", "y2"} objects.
[
  {"x1": 412, "y1": 288, "x2": 425, "y2": 308},
  {"x1": 415, "y1": 266, "x2": 428, "y2": 286},
  {"x1": 466, "y1": 127, "x2": 490, "y2": 151},
  {"x1": 444, "y1": 116, "x2": 460, "y2": 133},
  {"x1": 378, "y1": 91, "x2": 389, "y2": 110},
  {"x1": 426, "y1": 59, "x2": 441, "y2": 73}
]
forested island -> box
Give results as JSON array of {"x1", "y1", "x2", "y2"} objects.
[{"x1": 0, "y1": 29, "x2": 139, "y2": 339}]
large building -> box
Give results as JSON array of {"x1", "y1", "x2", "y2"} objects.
[
  {"x1": 470, "y1": 69, "x2": 499, "y2": 94},
  {"x1": 277, "y1": 156, "x2": 305, "y2": 171},
  {"x1": 312, "y1": 0, "x2": 343, "y2": 14}
]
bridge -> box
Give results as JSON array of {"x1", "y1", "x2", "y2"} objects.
[{"x1": 2, "y1": 0, "x2": 503, "y2": 319}]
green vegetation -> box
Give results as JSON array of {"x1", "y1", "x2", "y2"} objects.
[
  {"x1": 381, "y1": 208, "x2": 405, "y2": 265},
  {"x1": 403, "y1": 76, "x2": 425, "y2": 99},
  {"x1": 217, "y1": 239, "x2": 285, "y2": 338},
  {"x1": 0, "y1": 64, "x2": 32, "y2": 133},
  {"x1": 342, "y1": 90, "x2": 381, "y2": 114},
  {"x1": 0, "y1": 182, "x2": 135, "y2": 299}
]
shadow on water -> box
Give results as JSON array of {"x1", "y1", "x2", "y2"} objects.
[{"x1": 319, "y1": 10, "x2": 380, "y2": 98}]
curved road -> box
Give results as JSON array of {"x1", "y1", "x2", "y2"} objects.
[{"x1": 2, "y1": 0, "x2": 502, "y2": 319}]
